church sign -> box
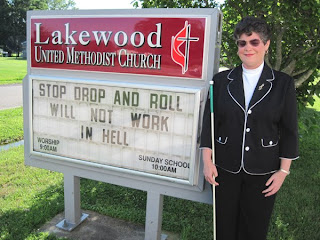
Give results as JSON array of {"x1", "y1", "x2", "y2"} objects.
[
  {"x1": 30, "y1": 17, "x2": 206, "y2": 79},
  {"x1": 25, "y1": 8, "x2": 221, "y2": 197}
]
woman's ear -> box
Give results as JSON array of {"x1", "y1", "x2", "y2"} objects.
[{"x1": 264, "y1": 40, "x2": 270, "y2": 53}]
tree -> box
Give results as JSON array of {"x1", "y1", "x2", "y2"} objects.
[
  {"x1": 0, "y1": 0, "x2": 11, "y2": 49},
  {"x1": 133, "y1": 0, "x2": 320, "y2": 107},
  {"x1": 0, "y1": 0, "x2": 77, "y2": 56},
  {"x1": 133, "y1": 0, "x2": 217, "y2": 8}
]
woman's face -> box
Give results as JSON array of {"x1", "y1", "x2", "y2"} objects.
[{"x1": 237, "y1": 32, "x2": 270, "y2": 69}]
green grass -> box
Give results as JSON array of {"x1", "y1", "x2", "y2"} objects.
[
  {"x1": 0, "y1": 146, "x2": 66, "y2": 240},
  {"x1": 0, "y1": 107, "x2": 24, "y2": 145},
  {"x1": 0, "y1": 99, "x2": 319, "y2": 239},
  {"x1": 0, "y1": 57, "x2": 27, "y2": 85}
]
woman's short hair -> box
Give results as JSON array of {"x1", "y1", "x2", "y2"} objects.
[{"x1": 233, "y1": 16, "x2": 271, "y2": 44}]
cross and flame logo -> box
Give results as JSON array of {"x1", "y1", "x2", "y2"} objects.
[{"x1": 171, "y1": 21, "x2": 199, "y2": 74}]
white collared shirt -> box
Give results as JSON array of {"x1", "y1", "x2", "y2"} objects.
[{"x1": 242, "y1": 62, "x2": 264, "y2": 109}]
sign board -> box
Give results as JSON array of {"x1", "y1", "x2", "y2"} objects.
[
  {"x1": 31, "y1": 77, "x2": 200, "y2": 183},
  {"x1": 30, "y1": 17, "x2": 206, "y2": 79},
  {"x1": 24, "y1": 8, "x2": 222, "y2": 196}
]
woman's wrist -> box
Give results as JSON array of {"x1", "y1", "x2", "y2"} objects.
[{"x1": 279, "y1": 168, "x2": 290, "y2": 175}]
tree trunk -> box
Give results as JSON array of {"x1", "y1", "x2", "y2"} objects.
[
  {"x1": 282, "y1": 59, "x2": 296, "y2": 76},
  {"x1": 295, "y1": 68, "x2": 315, "y2": 88},
  {"x1": 274, "y1": 27, "x2": 285, "y2": 71}
]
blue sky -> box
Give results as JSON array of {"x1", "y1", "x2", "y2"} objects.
[
  {"x1": 74, "y1": 0, "x2": 135, "y2": 9},
  {"x1": 74, "y1": 0, "x2": 224, "y2": 10}
]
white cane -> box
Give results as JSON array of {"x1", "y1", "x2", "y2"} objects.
[{"x1": 209, "y1": 80, "x2": 217, "y2": 240}]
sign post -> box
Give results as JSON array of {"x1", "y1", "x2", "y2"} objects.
[
  {"x1": 24, "y1": 8, "x2": 222, "y2": 239},
  {"x1": 56, "y1": 173, "x2": 89, "y2": 231},
  {"x1": 145, "y1": 191, "x2": 164, "y2": 239}
]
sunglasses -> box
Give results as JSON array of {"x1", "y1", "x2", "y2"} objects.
[{"x1": 236, "y1": 39, "x2": 261, "y2": 48}]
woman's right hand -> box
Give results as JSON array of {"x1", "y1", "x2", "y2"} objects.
[{"x1": 202, "y1": 148, "x2": 219, "y2": 186}]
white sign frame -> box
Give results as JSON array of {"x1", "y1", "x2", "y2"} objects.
[
  {"x1": 28, "y1": 75, "x2": 202, "y2": 186},
  {"x1": 25, "y1": 8, "x2": 222, "y2": 194}
]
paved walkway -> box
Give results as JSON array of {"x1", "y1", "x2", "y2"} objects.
[
  {"x1": 0, "y1": 84, "x2": 23, "y2": 110},
  {"x1": 40, "y1": 210, "x2": 178, "y2": 240}
]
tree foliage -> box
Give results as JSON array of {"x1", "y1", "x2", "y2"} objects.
[
  {"x1": 0, "y1": 0, "x2": 77, "y2": 56},
  {"x1": 133, "y1": 0, "x2": 320, "y2": 108},
  {"x1": 133, "y1": 0, "x2": 217, "y2": 8}
]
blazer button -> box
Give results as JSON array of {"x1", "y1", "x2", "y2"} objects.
[
  {"x1": 245, "y1": 146, "x2": 250, "y2": 151},
  {"x1": 248, "y1": 109, "x2": 252, "y2": 114},
  {"x1": 269, "y1": 141, "x2": 273, "y2": 145},
  {"x1": 246, "y1": 128, "x2": 250, "y2": 132}
]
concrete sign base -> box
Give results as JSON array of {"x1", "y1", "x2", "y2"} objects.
[
  {"x1": 39, "y1": 210, "x2": 178, "y2": 240},
  {"x1": 56, "y1": 213, "x2": 89, "y2": 232}
]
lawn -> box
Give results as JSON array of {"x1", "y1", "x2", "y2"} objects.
[
  {"x1": 0, "y1": 107, "x2": 24, "y2": 145},
  {"x1": 0, "y1": 98, "x2": 319, "y2": 240},
  {"x1": 0, "y1": 57, "x2": 27, "y2": 85},
  {"x1": 0, "y1": 146, "x2": 66, "y2": 240}
]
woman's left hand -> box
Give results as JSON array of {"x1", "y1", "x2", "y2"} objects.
[{"x1": 262, "y1": 171, "x2": 288, "y2": 197}]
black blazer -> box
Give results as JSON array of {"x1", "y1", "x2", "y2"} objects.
[{"x1": 200, "y1": 63, "x2": 299, "y2": 174}]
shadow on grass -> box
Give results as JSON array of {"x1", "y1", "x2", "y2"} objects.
[
  {"x1": 1, "y1": 57, "x2": 26, "y2": 61},
  {"x1": 0, "y1": 178, "x2": 148, "y2": 240},
  {"x1": 0, "y1": 184, "x2": 65, "y2": 240},
  {"x1": 80, "y1": 179, "x2": 147, "y2": 223}
]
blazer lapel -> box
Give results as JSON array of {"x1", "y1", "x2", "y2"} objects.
[
  {"x1": 227, "y1": 66, "x2": 246, "y2": 112},
  {"x1": 248, "y1": 64, "x2": 275, "y2": 109}
]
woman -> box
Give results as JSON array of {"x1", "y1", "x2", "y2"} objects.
[{"x1": 200, "y1": 16, "x2": 299, "y2": 240}]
